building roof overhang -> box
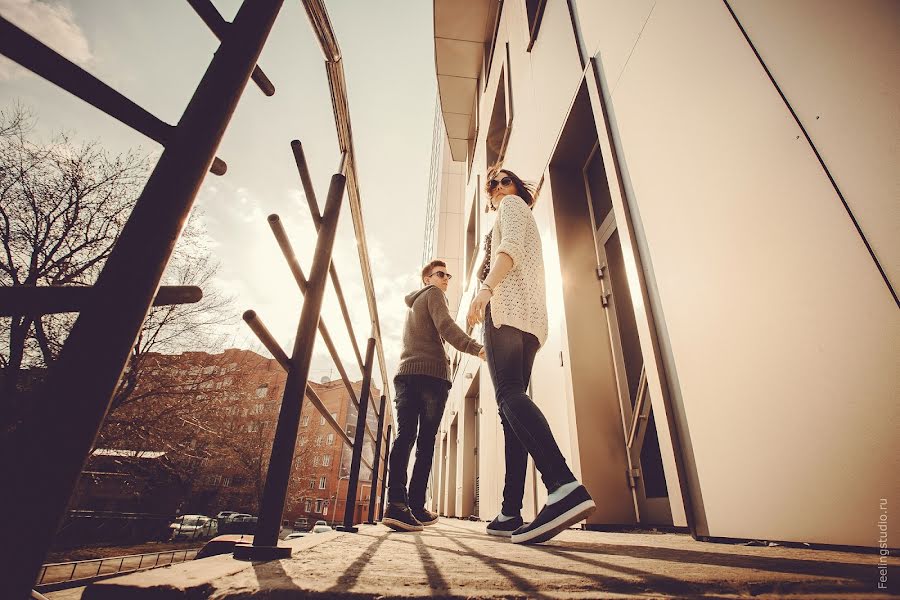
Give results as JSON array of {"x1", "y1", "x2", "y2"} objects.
[{"x1": 433, "y1": 0, "x2": 498, "y2": 161}]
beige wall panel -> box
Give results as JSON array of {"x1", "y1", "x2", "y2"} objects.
[
  {"x1": 529, "y1": 0, "x2": 586, "y2": 169},
  {"x1": 728, "y1": 0, "x2": 900, "y2": 287},
  {"x1": 575, "y1": 0, "x2": 655, "y2": 96},
  {"x1": 441, "y1": 212, "x2": 462, "y2": 261},
  {"x1": 444, "y1": 257, "x2": 463, "y2": 312},
  {"x1": 611, "y1": 1, "x2": 900, "y2": 546},
  {"x1": 476, "y1": 357, "x2": 504, "y2": 520}
]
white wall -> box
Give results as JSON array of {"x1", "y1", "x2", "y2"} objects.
[{"x1": 600, "y1": 0, "x2": 899, "y2": 545}]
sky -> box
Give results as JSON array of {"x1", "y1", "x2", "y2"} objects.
[{"x1": 0, "y1": 0, "x2": 439, "y2": 394}]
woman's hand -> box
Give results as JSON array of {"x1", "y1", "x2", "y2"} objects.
[{"x1": 467, "y1": 289, "x2": 492, "y2": 328}]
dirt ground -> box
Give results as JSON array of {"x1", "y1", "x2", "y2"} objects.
[
  {"x1": 82, "y1": 520, "x2": 898, "y2": 599},
  {"x1": 45, "y1": 540, "x2": 203, "y2": 564}
]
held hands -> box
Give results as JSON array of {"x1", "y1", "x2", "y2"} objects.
[
  {"x1": 467, "y1": 288, "x2": 493, "y2": 328},
  {"x1": 477, "y1": 348, "x2": 486, "y2": 361}
]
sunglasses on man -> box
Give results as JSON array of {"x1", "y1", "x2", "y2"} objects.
[
  {"x1": 487, "y1": 176, "x2": 513, "y2": 190},
  {"x1": 429, "y1": 270, "x2": 452, "y2": 280}
]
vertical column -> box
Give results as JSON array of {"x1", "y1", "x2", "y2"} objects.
[
  {"x1": 378, "y1": 424, "x2": 392, "y2": 522},
  {"x1": 338, "y1": 337, "x2": 376, "y2": 533},
  {"x1": 364, "y1": 395, "x2": 387, "y2": 524},
  {"x1": 235, "y1": 172, "x2": 346, "y2": 560}
]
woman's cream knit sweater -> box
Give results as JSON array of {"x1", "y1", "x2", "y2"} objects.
[{"x1": 489, "y1": 194, "x2": 548, "y2": 346}]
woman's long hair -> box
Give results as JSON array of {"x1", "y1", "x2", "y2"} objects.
[{"x1": 484, "y1": 167, "x2": 536, "y2": 210}]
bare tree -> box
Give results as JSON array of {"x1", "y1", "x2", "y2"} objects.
[
  {"x1": 0, "y1": 103, "x2": 235, "y2": 430},
  {"x1": 0, "y1": 103, "x2": 148, "y2": 397}
]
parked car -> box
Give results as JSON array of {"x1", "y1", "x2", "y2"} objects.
[
  {"x1": 169, "y1": 515, "x2": 217, "y2": 541},
  {"x1": 215, "y1": 510, "x2": 241, "y2": 522},
  {"x1": 285, "y1": 531, "x2": 308, "y2": 540},
  {"x1": 219, "y1": 514, "x2": 257, "y2": 535},
  {"x1": 311, "y1": 520, "x2": 332, "y2": 534},
  {"x1": 195, "y1": 534, "x2": 253, "y2": 559}
]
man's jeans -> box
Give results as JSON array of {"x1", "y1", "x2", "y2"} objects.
[
  {"x1": 387, "y1": 374, "x2": 449, "y2": 509},
  {"x1": 484, "y1": 304, "x2": 576, "y2": 516}
]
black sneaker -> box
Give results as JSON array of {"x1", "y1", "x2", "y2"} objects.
[
  {"x1": 410, "y1": 507, "x2": 439, "y2": 526},
  {"x1": 383, "y1": 503, "x2": 423, "y2": 532},
  {"x1": 485, "y1": 514, "x2": 524, "y2": 537},
  {"x1": 511, "y1": 484, "x2": 595, "y2": 544}
]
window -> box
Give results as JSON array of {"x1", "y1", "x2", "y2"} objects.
[
  {"x1": 301, "y1": 414, "x2": 309, "y2": 427},
  {"x1": 319, "y1": 476, "x2": 327, "y2": 489},
  {"x1": 465, "y1": 181, "x2": 480, "y2": 284},
  {"x1": 304, "y1": 499, "x2": 311, "y2": 512},
  {"x1": 313, "y1": 456, "x2": 321, "y2": 467},
  {"x1": 315, "y1": 499, "x2": 323, "y2": 513},
  {"x1": 483, "y1": 0, "x2": 504, "y2": 91},
  {"x1": 326, "y1": 433, "x2": 334, "y2": 446},
  {"x1": 299, "y1": 437, "x2": 308, "y2": 446},
  {"x1": 315, "y1": 435, "x2": 323, "y2": 446},
  {"x1": 294, "y1": 456, "x2": 302, "y2": 468},
  {"x1": 525, "y1": 0, "x2": 547, "y2": 51},
  {"x1": 255, "y1": 384, "x2": 268, "y2": 398},
  {"x1": 309, "y1": 480, "x2": 316, "y2": 490},
  {"x1": 323, "y1": 500, "x2": 329, "y2": 516},
  {"x1": 203, "y1": 365, "x2": 215, "y2": 375},
  {"x1": 322, "y1": 454, "x2": 332, "y2": 467},
  {"x1": 247, "y1": 421, "x2": 260, "y2": 433},
  {"x1": 486, "y1": 49, "x2": 513, "y2": 170},
  {"x1": 251, "y1": 403, "x2": 264, "y2": 415},
  {"x1": 330, "y1": 412, "x2": 338, "y2": 421},
  {"x1": 319, "y1": 414, "x2": 326, "y2": 425}
]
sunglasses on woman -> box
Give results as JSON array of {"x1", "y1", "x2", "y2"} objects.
[
  {"x1": 430, "y1": 270, "x2": 452, "y2": 280},
  {"x1": 488, "y1": 176, "x2": 513, "y2": 190}
]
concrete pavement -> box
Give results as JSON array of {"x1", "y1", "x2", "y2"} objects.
[{"x1": 78, "y1": 519, "x2": 895, "y2": 598}]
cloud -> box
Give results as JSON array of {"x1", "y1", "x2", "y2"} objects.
[{"x1": 0, "y1": 0, "x2": 93, "y2": 81}]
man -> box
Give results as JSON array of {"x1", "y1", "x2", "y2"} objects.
[{"x1": 383, "y1": 260, "x2": 485, "y2": 531}]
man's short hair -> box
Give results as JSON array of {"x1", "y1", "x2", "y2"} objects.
[{"x1": 421, "y1": 259, "x2": 446, "y2": 284}]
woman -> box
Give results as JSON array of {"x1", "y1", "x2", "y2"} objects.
[{"x1": 467, "y1": 168, "x2": 595, "y2": 544}]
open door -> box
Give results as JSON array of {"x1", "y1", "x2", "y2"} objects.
[{"x1": 586, "y1": 144, "x2": 671, "y2": 525}]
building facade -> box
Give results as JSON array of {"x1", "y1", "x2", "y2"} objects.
[
  {"x1": 81, "y1": 348, "x2": 384, "y2": 529},
  {"x1": 428, "y1": 0, "x2": 898, "y2": 548}
]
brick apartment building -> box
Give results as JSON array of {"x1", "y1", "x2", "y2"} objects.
[{"x1": 80, "y1": 348, "x2": 383, "y2": 530}]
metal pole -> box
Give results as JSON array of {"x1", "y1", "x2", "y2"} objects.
[
  {"x1": 0, "y1": 17, "x2": 226, "y2": 176},
  {"x1": 235, "y1": 173, "x2": 346, "y2": 561},
  {"x1": 378, "y1": 424, "x2": 392, "y2": 522},
  {"x1": 0, "y1": 3, "x2": 284, "y2": 596},
  {"x1": 185, "y1": 0, "x2": 275, "y2": 96},
  {"x1": 0, "y1": 285, "x2": 201, "y2": 317},
  {"x1": 337, "y1": 337, "x2": 375, "y2": 533},
  {"x1": 364, "y1": 395, "x2": 386, "y2": 524},
  {"x1": 290, "y1": 141, "x2": 365, "y2": 374}
]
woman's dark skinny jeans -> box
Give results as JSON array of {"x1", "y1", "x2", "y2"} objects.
[{"x1": 484, "y1": 304, "x2": 575, "y2": 517}]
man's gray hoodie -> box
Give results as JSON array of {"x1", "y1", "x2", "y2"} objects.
[{"x1": 395, "y1": 285, "x2": 483, "y2": 383}]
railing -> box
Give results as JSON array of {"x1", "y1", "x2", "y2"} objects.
[
  {"x1": 0, "y1": 1, "x2": 393, "y2": 596},
  {"x1": 34, "y1": 549, "x2": 199, "y2": 592}
]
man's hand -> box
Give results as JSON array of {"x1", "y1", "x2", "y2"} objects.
[
  {"x1": 467, "y1": 289, "x2": 492, "y2": 328},
  {"x1": 477, "y1": 348, "x2": 486, "y2": 361}
]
